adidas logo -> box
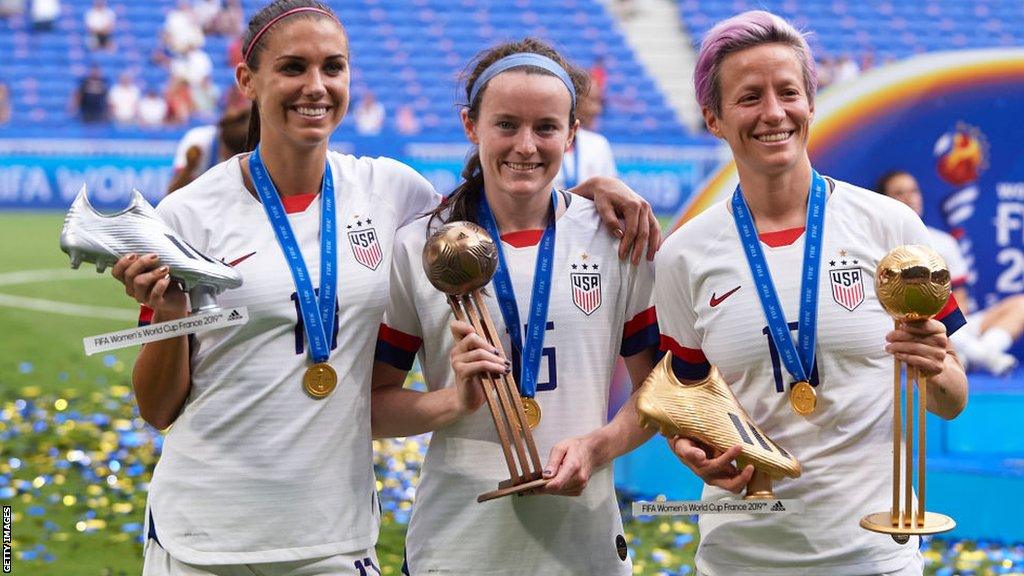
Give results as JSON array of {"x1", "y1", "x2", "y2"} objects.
[
  {"x1": 228, "y1": 310, "x2": 242, "y2": 321},
  {"x1": 771, "y1": 500, "x2": 786, "y2": 512}
]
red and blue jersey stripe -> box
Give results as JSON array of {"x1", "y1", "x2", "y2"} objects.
[
  {"x1": 936, "y1": 293, "x2": 967, "y2": 335},
  {"x1": 375, "y1": 323, "x2": 423, "y2": 371},
  {"x1": 620, "y1": 306, "x2": 659, "y2": 357},
  {"x1": 659, "y1": 334, "x2": 711, "y2": 381}
]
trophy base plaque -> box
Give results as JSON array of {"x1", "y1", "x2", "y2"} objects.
[
  {"x1": 860, "y1": 511, "x2": 956, "y2": 543},
  {"x1": 478, "y1": 475, "x2": 549, "y2": 503}
]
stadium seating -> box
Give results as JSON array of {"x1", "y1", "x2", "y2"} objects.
[
  {"x1": 678, "y1": 0, "x2": 1024, "y2": 63},
  {"x1": 0, "y1": 0, "x2": 686, "y2": 139}
]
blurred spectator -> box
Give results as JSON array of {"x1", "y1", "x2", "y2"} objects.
[
  {"x1": 589, "y1": 56, "x2": 607, "y2": 94},
  {"x1": 167, "y1": 105, "x2": 250, "y2": 194},
  {"x1": 555, "y1": 78, "x2": 615, "y2": 189},
  {"x1": 0, "y1": 0, "x2": 25, "y2": 19},
  {"x1": 578, "y1": 81, "x2": 605, "y2": 131},
  {"x1": 163, "y1": 0, "x2": 204, "y2": 55},
  {"x1": 170, "y1": 45, "x2": 213, "y2": 87},
  {"x1": 227, "y1": 35, "x2": 243, "y2": 68},
  {"x1": 833, "y1": 54, "x2": 860, "y2": 84},
  {"x1": 84, "y1": 0, "x2": 116, "y2": 51},
  {"x1": 30, "y1": 0, "x2": 59, "y2": 31},
  {"x1": 0, "y1": 82, "x2": 10, "y2": 124},
  {"x1": 817, "y1": 55, "x2": 835, "y2": 89},
  {"x1": 191, "y1": 76, "x2": 220, "y2": 121},
  {"x1": 613, "y1": 0, "x2": 637, "y2": 21},
  {"x1": 165, "y1": 78, "x2": 193, "y2": 124},
  {"x1": 71, "y1": 65, "x2": 109, "y2": 123},
  {"x1": 137, "y1": 89, "x2": 168, "y2": 128},
  {"x1": 395, "y1": 105, "x2": 419, "y2": 135},
  {"x1": 354, "y1": 91, "x2": 385, "y2": 135},
  {"x1": 221, "y1": 84, "x2": 248, "y2": 113},
  {"x1": 192, "y1": 0, "x2": 220, "y2": 32},
  {"x1": 202, "y1": 0, "x2": 242, "y2": 36},
  {"x1": 107, "y1": 71, "x2": 141, "y2": 125},
  {"x1": 860, "y1": 51, "x2": 876, "y2": 73}
]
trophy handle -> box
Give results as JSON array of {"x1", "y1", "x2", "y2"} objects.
[
  {"x1": 861, "y1": 321, "x2": 955, "y2": 541},
  {"x1": 447, "y1": 293, "x2": 547, "y2": 502}
]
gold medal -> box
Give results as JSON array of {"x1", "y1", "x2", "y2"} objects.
[
  {"x1": 789, "y1": 380, "x2": 816, "y2": 415},
  {"x1": 303, "y1": 362, "x2": 337, "y2": 399},
  {"x1": 521, "y1": 397, "x2": 542, "y2": 429}
]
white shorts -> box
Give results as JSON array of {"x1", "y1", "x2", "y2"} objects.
[{"x1": 143, "y1": 541, "x2": 382, "y2": 576}]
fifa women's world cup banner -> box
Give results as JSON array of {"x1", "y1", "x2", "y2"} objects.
[{"x1": 672, "y1": 48, "x2": 1024, "y2": 338}]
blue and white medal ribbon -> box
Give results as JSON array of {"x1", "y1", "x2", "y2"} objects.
[
  {"x1": 476, "y1": 189, "x2": 557, "y2": 411},
  {"x1": 249, "y1": 145, "x2": 339, "y2": 399},
  {"x1": 731, "y1": 170, "x2": 827, "y2": 415}
]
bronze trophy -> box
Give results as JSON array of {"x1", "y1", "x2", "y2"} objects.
[
  {"x1": 636, "y1": 354, "x2": 801, "y2": 499},
  {"x1": 861, "y1": 244, "x2": 956, "y2": 542},
  {"x1": 422, "y1": 221, "x2": 548, "y2": 502}
]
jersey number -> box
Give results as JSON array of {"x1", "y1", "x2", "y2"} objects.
[
  {"x1": 762, "y1": 321, "x2": 820, "y2": 393},
  {"x1": 509, "y1": 321, "x2": 558, "y2": 392},
  {"x1": 290, "y1": 290, "x2": 340, "y2": 355}
]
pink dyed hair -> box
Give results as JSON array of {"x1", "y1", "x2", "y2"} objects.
[{"x1": 694, "y1": 10, "x2": 817, "y2": 117}]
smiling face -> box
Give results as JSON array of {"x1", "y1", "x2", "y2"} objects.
[
  {"x1": 462, "y1": 70, "x2": 576, "y2": 204},
  {"x1": 704, "y1": 43, "x2": 813, "y2": 179},
  {"x1": 236, "y1": 16, "x2": 349, "y2": 151}
]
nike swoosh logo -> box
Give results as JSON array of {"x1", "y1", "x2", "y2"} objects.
[
  {"x1": 709, "y1": 286, "x2": 741, "y2": 307},
  {"x1": 227, "y1": 251, "x2": 257, "y2": 267}
]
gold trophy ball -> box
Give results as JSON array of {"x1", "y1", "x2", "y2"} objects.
[
  {"x1": 875, "y1": 245, "x2": 951, "y2": 321},
  {"x1": 423, "y1": 221, "x2": 499, "y2": 295}
]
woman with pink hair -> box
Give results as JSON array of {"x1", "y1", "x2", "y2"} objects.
[{"x1": 656, "y1": 10, "x2": 968, "y2": 575}]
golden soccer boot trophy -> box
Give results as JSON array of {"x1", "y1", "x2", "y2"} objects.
[{"x1": 636, "y1": 355, "x2": 801, "y2": 499}]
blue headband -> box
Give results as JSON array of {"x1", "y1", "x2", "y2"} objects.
[{"x1": 468, "y1": 52, "x2": 577, "y2": 110}]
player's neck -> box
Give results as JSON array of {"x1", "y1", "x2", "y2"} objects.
[
  {"x1": 484, "y1": 186, "x2": 560, "y2": 234},
  {"x1": 736, "y1": 160, "x2": 812, "y2": 233},
  {"x1": 252, "y1": 140, "x2": 329, "y2": 198}
]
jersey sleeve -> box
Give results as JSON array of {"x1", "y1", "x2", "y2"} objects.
[
  {"x1": 171, "y1": 134, "x2": 190, "y2": 171},
  {"x1": 654, "y1": 242, "x2": 711, "y2": 379},
  {"x1": 619, "y1": 258, "x2": 658, "y2": 357},
  {"x1": 596, "y1": 135, "x2": 617, "y2": 178},
  {"x1": 375, "y1": 227, "x2": 425, "y2": 371},
  {"x1": 898, "y1": 208, "x2": 966, "y2": 336},
  {"x1": 379, "y1": 158, "x2": 442, "y2": 227}
]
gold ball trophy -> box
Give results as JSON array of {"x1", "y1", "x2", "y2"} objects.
[
  {"x1": 423, "y1": 221, "x2": 548, "y2": 502},
  {"x1": 861, "y1": 244, "x2": 956, "y2": 543}
]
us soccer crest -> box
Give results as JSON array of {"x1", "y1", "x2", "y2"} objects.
[
  {"x1": 570, "y1": 255, "x2": 602, "y2": 315},
  {"x1": 347, "y1": 218, "x2": 382, "y2": 270},
  {"x1": 829, "y1": 256, "x2": 864, "y2": 311}
]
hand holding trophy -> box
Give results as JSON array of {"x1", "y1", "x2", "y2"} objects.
[
  {"x1": 60, "y1": 185, "x2": 248, "y2": 355},
  {"x1": 636, "y1": 355, "x2": 802, "y2": 499},
  {"x1": 860, "y1": 244, "x2": 956, "y2": 543},
  {"x1": 422, "y1": 221, "x2": 548, "y2": 502}
]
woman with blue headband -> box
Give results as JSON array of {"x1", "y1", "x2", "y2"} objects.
[{"x1": 371, "y1": 38, "x2": 660, "y2": 575}]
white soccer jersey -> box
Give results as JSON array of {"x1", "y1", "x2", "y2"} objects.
[
  {"x1": 553, "y1": 128, "x2": 617, "y2": 189},
  {"x1": 377, "y1": 196, "x2": 657, "y2": 575},
  {"x1": 927, "y1": 226, "x2": 969, "y2": 288},
  {"x1": 145, "y1": 151, "x2": 439, "y2": 564},
  {"x1": 655, "y1": 179, "x2": 965, "y2": 576},
  {"x1": 171, "y1": 124, "x2": 219, "y2": 175}
]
